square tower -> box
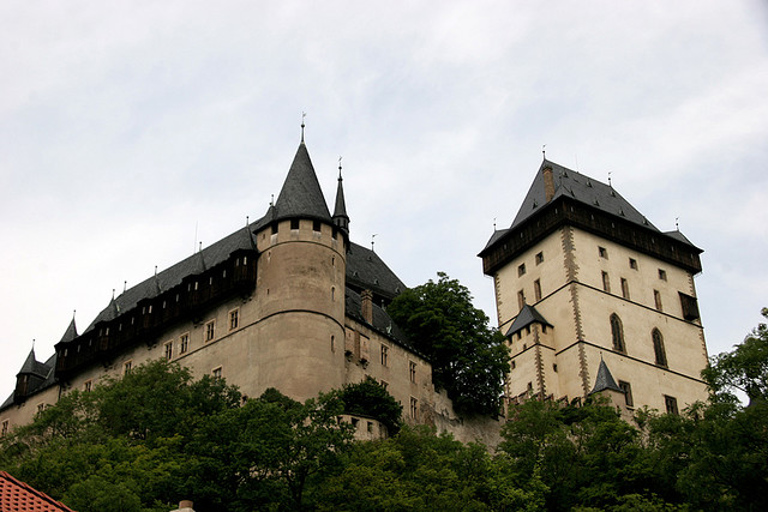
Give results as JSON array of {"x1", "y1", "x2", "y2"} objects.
[{"x1": 479, "y1": 160, "x2": 709, "y2": 415}]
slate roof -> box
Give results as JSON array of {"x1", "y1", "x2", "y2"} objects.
[
  {"x1": 345, "y1": 289, "x2": 422, "y2": 358},
  {"x1": 84, "y1": 225, "x2": 256, "y2": 334},
  {"x1": 0, "y1": 471, "x2": 77, "y2": 512},
  {"x1": 589, "y1": 358, "x2": 623, "y2": 394},
  {"x1": 333, "y1": 172, "x2": 349, "y2": 227},
  {"x1": 18, "y1": 349, "x2": 50, "y2": 378},
  {"x1": 505, "y1": 304, "x2": 552, "y2": 338},
  {"x1": 346, "y1": 242, "x2": 406, "y2": 300},
  {"x1": 271, "y1": 142, "x2": 332, "y2": 224}
]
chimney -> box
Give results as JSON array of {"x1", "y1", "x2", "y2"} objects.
[
  {"x1": 170, "y1": 500, "x2": 195, "y2": 512},
  {"x1": 543, "y1": 165, "x2": 555, "y2": 203},
  {"x1": 361, "y1": 290, "x2": 373, "y2": 324}
]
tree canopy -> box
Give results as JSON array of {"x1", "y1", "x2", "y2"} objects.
[{"x1": 387, "y1": 272, "x2": 510, "y2": 416}]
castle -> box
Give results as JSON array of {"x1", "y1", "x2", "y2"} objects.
[{"x1": 1, "y1": 135, "x2": 709, "y2": 439}]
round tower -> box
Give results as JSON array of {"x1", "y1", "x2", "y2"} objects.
[{"x1": 251, "y1": 140, "x2": 349, "y2": 401}]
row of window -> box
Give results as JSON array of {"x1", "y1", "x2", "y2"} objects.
[
  {"x1": 617, "y1": 380, "x2": 679, "y2": 415},
  {"x1": 517, "y1": 251, "x2": 545, "y2": 277},
  {"x1": 610, "y1": 314, "x2": 668, "y2": 366},
  {"x1": 379, "y1": 345, "x2": 418, "y2": 384},
  {"x1": 598, "y1": 246, "x2": 667, "y2": 281},
  {"x1": 271, "y1": 219, "x2": 342, "y2": 240},
  {"x1": 161, "y1": 309, "x2": 240, "y2": 362},
  {"x1": 601, "y1": 271, "x2": 667, "y2": 312}
]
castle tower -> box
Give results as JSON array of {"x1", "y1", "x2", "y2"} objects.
[
  {"x1": 250, "y1": 139, "x2": 349, "y2": 401},
  {"x1": 479, "y1": 160, "x2": 709, "y2": 414}
]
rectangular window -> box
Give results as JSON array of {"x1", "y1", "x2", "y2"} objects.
[
  {"x1": 1, "y1": 420, "x2": 8, "y2": 437},
  {"x1": 518, "y1": 263, "x2": 526, "y2": 276},
  {"x1": 212, "y1": 366, "x2": 223, "y2": 379},
  {"x1": 664, "y1": 395, "x2": 679, "y2": 415},
  {"x1": 124, "y1": 360, "x2": 133, "y2": 375},
  {"x1": 312, "y1": 220, "x2": 321, "y2": 232},
  {"x1": 410, "y1": 397, "x2": 418, "y2": 420},
  {"x1": 84, "y1": 380, "x2": 92, "y2": 393},
  {"x1": 271, "y1": 223, "x2": 278, "y2": 235},
  {"x1": 535, "y1": 251, "x2": 544, "y2": 265},
  {"x1": 290, "y1": 219, "x2": 300, "y2": 230},
  {"x1": 598, "y1": 246, "x2": 608, "y2": 259},
  {"x1": 658, "y1": 268, "x2": 667, "y2": 281},
  {"x1": 629, "y1": 258, "x2": 638, "y2": 270},
  {"x1": 602, "y1": 271, "x2": 611, "y2": 293},
  {"x1": 534, "y1": 279, "x2": 542, "y2": 301},
  {"x1": 621, "y1": 278, "x2": 630, "y2": 299},
  {"x1": 654, "y1": 290, "x2": 663, "y2": 311},
  {"x1": 517, "y1": 290, "x2": 526, "y2": 310},
  {"x1": 618, "y1": 380, "x2": 634, "y2": 407},
  {"x1": 164, "y1": 341, "x2": 173, "y2": 360},
  {"x1": 679, "y1": 292, "x2": 700, "y2": 321},
  {"x1": 205, "y1": 320, "x2": 216, "y2": 342},
  {"x1": 229, "y1": 309, "x2": 239, "y2": 330},
  {"x1": 180, "y1": 333, "x2": 189, "y2": 354},
  {"x1": 409, "y1": 361, "x2": 417, "y2": 383},
  {"x1": 380, "y1": 345, "x2": 389, "y2": 367}
]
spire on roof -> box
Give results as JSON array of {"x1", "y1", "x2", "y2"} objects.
[
  {"x1": 301, "y1": 112, "x2": 306, "y2": 143},
  {"x1": 59, "y1": 315, "x2": 78, "y2": 344},
  {"x1": 272, "y1": 141, "x2": 332, "y2": 224},
  {"x1": 333, "y1": 156, "x2": 350, "y2": 234},
  {"x1": 19, "y1": 347, "x2": 38, "y2": 375},
  {"x1": 590, "y1": 358, "x2": 623, "y2": 395}
]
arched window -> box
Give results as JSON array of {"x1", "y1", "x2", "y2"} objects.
[
  {"x1": 610, "y1": 314, "x2": 625, "y2": 353},
  {"x1": 652, "y1": 328, "x2": 667, "y2": 367}
]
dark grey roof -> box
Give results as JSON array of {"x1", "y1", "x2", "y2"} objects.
[
  {"x1": 505, "y1": 304, "x2": 552, "y2": 337},
  {"x1": 344, "y1": 288, "x2": 419, "y2": 354},
  {"x1": 590, "y1": 358, "x2": 623, "y2": 394},
  {"x1": 86, "y1": 225, "x2": 255, "y2": 333},
  {"x1": 346, "y1": 242, "x2": 406, "y2": 300},
  {"x1": 18, "y1": 349, "x2": 49, "y2": 378},
  {"x1": 513, "y1": 159, "x2": 658, "y2": 231},
  {"x1": 481, "y1": 228, "x2": 510, "y2": 253},
  {"x1": 333, "y1": 172, "x2": 349, "y2": 227},
  {"x1": 664, "y1": 230, "x2": 694, "y2": 245},
  {"x1": 59, "y1": 318, "x2": 78, "y2": 343},
  {"x1": 272, "y1": 143, "x2": 332, "y2": 224}
]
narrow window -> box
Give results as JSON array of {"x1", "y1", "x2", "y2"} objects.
[
  {"x1": 331, "y1": 287, "x2": 335, "y2": 301},
  {"x1": 621, "y1": 278, "x2": 630, "y2": 299},
  {"x1": 380, "y1": 345, "x2": 389, "y2": 367},
  {"x1": 124, "y1": 360, "x2": 133, "y2": 375},
  {"x1": 164, "y1": 341, "x2": 173, "y2": 360},
  {"x1": 629, "y1": 258, "x2": 638, "y2": 270},
  {"x1": 205, "y1": 320, "x2": 216, "y2": 342},
  {"x1": 653, "y1": 329, "x2": 667, "y2": 367},
  {"x1": 602, "y1": 271, "x2": 611, "y2": 293},
  {"x1": 1, "y1": 420, "x2": 8, "y2": 437},
  {"x1": 535, "y1": 251, "x2": 544, "y2": 265},
  {"x1": 517, "y1": 290, "x2": 526, "y2": 310},
  {"x1": 312, "y1": 220, "x2": 321, "y2": 232},
  {"x1": 518, "y1": 263, "x2": 526, "y2": 276},
  {"x1": 664, "y1": 395, "x2": 678, "y2": 415},
  {"x1": 599, "y1": 246, "x2": 608, "y2": 259},
  {"x1": 410, "y1": 397, "x2": 418, "y2": 419},
  {"x1": 618, "y1": 380, "x2": 634, "y2": 407},
  {"x1": 654, "y1": 290, "x2": 663, "y2": 311},
  {"x1": 658, "y1": 268, "x2": 667, "y2": 281},
  {"x1": 290, "y1": 219, "x2": 300, "y2": 230},
  {"x1": 271, "y1": 223, "x2": 278, "y2": 235},
  {"x1": 331, "y1": 335, "x2": 335, "y2": 352},
  {"x1": 534, "y1": 279, "x2": 542, "y2": 301},
  {"x1": 212, "y1": 366, "x2": 223, "y2": 379},
  {"x1": 84, "y1": 380, "x2": 92, "y2": 392},
  {"x1": 610, "y1": 314, "x2": 625, "y2": 353},
  {"x1": 679, "y1": 292, "x2": 700, "y2": 321},
  {"x1": 229, "y1": 309, "x2": 239, "y2": 330},
  {"x1": 180, "y1": 333, "x2": 189, "y2": 354},
  {"x1": 409, "y1": 361, "x2": 417, "y2": 383}
]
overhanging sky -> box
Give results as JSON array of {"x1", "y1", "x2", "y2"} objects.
[{"x1": 1, "y1": 1, "x2": 766, "y2": 401}]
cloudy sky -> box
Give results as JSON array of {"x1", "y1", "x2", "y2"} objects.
[{"x1": 1, "y1": 1, "x2": 767, "y2": 400}]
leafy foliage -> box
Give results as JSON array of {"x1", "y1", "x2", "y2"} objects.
[
  {"x1": 387, "y1": 272, "x2": 510, "y2": 416},
  {"x1": 337, "y1": 376, "x2": 403, "y2": 434}
]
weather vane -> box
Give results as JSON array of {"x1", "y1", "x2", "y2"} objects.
[
  {"x1": 301, "y1": 112, "x2": 306, "y2": 142},
  {"x1": 371, "y1": 234, "x2": 377, "y2": 252}
]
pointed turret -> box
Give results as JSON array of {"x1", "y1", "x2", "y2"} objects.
[
  {"x1": 333, "y1": 166, "x2": 349, "y2": 234},
  {"x1": 272, "y1": 143, "x2": 332, "y2": 224},
  {"x1": 59, "y1": 317, "x2": 78, "y2": 344},
  {"x1": 14, "y1": 348, "x2": 51, "y2": 405},
  {"x1": 590, "y1": 358, "x2": 623, "y2": 395}
]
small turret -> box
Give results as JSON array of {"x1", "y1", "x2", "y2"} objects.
[
  {"x1": 14, "y1": 348, "x2": 50, "y2": 405},
  {"x1": 333, "y1": 163, "x2": 350, "y2": 235}
]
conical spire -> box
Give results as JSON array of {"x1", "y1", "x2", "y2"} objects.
[
  {"x1": 19, "y1": 348, "x2": 38, "y2": 375},
  {"x1": 272, "y1": 143, "x2": 332, "y2": 224},
  {"x1": 59, "y1": 316, "x2": 78, "y2": 344},
  {"x1": 590, "y1": 358, "x2": 623, "y2": 394},
  {"x1": 333, "y1": 160, "x2": 350, "y2": 233}
]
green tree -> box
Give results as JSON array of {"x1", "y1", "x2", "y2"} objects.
[
  {"x1": 337, "y1": 376, "x2": 403, "y2": 434},
  {"x1": 387, "y1": 272, "x2": 509, "y2": 416},
  {"x1": 702, "y1": 307, "x2": 768, "y2": 405}
]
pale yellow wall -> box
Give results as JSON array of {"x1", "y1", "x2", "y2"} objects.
[{"x1": 0, "y1": 384, "x2": 60, "y2": 436}]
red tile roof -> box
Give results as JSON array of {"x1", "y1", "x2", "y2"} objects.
[{"x1": 0, "y1": 472, "x2": 76, "y2": 512}]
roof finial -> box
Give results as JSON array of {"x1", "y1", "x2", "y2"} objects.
[
  {"x1": 112, "y1": 288, "x2": 116, "y2": 300},
  {"x1": 542, "y1": 144, "x2": 546, "y2": 159},
  {"x1": 371, "y1": 234, "x2": 377, "y2": 252},
  {"x1": 246, "y1": 215, "x2": 249, "y2": 227},
  {"x1": 123, "y1": 280, "x2": 127, "y2": 293},
  {"x1": 338, "y1": 155, "x2": 343, "y2": 179},
  {"x1": 198, "y1": 241, "x2": 202, "y2": 253},
  {"x1": 608, "y1": 171, "x2": 612, "y2": 187},
  {"x1": 675, "y1": 217, "x2": 679, "y2": 230},
  {"x1": 154, "y1": 265, "x2": 158, "y2": 276},
  {"x1": 301, "y1": 111, "x2": 306, "y2": 143},
  {"x1": 493, "y1": 217, "x2": 497, "y2": 230},
  {"x1": 32, "y1": 338, "x2": 35, "y2": 350},
  {"x1": 270, "y1": 194, "x2": 274, "y2": 206}
]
